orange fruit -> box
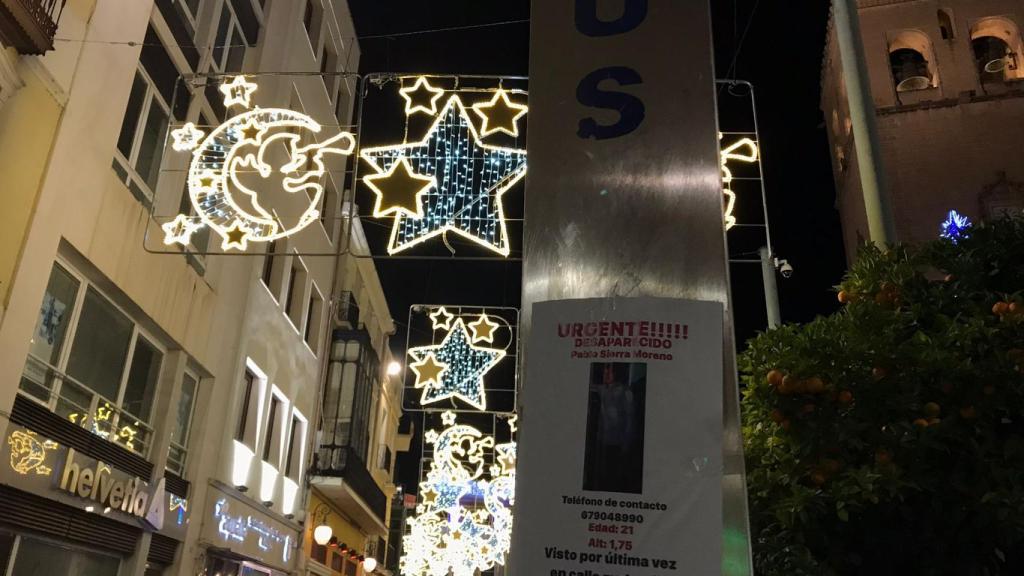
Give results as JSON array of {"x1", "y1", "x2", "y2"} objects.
[
  {"x1": 838, "y1": 390, "x2": 854, "y2": 405},
  {"x1": 806, "y1": 376, "x2": 825, "y2": 394},
  {"x1": 1010, "y1": 302, "x2": 1020, "y2": 314},
  {"x1": 874, "y1": 292, "x2": 891, "y2": 306},
  {"x1": 923, "y1": 402, "x2": 941, "y2": 418},
  {"x1": 959, "y1": 406, "x2": 977, "y2": 420},
  {"x1": 780, "y1": 419, "x2": 792, "y2": 431},
  {"x1": 913, "y1": 418, "x2": 929, "y2": 428},
  {"x1": 821, "y1": 459, "x2": 841, "y2": 475},
  {"x1": 779, "y1": 375, "x2": 798, "y2": 395},
  {"x1": 769, "y1": 409, "x2": 786, "y2": 423},
  {"x1": 928, "y1": 417, "x2": 941, "y2": 425},
  {"x1": 837, "y1": 290, "x2": 850, "y2": 304},
  {"x1": 874, "y1": 449, "x2": 892, "y2": 465},
  {"x1": 810, "y1": 471, "x2": 827, "y2": 486},
  {"x1": 767, "y1": 369, "x2": 785, "y2": 387},
  {"x1": 993, "y1": 301, "x2": 1009, "y2": 316}
]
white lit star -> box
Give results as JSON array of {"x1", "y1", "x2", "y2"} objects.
[
  {"x1": 162, "y1": 214, "x2": 203, "y2": 246},
  {"x1": 220, "y1": 76, "x2": 258, "y2": 109},
  {"x1": 407, "y1": 319, "x2": 505, "y2": 411},
  {"x1": 170, "y1": 122, "x2": 205, "y2": 151}
]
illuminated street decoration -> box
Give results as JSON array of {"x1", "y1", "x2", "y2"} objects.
[
  {"x1": 407, "y1": 318, "x2": 505, "y2": 411},
  {"x1": 67, "y1": 403, "x2": 142, "y2": 452},
  {"x1": 720, "y1": 136, "x2": 759, "y2": 231},
  {"x1": 365, "y1": 157, "x2": 436, "y2": 218},
  {"x1": 400, "y1": 412, "x2": 515, "y2": 576},
  {"x1": 468, "y1": 313, "x2": 500, "y2": 344},
  {"x1": 471, "y1": 89, "x2": 528, "y2": 138},
  {"x1": 941, "y1": 209, "x2": 972, "y2": 242},
  {"x1": 400, "y1": 76, "x2": 446, "y2": 116},
  {"x1": 361, "y1": 94, "x2": 527, "y2": 256},
  {"x1": 166, "y1": 76, "x2": 355, "y2": 251},
  {"x1": 429, "y1": 306, "x2": 455, "y2": 330},
  {"x1": 7, "y1": 430, "x2": 57, "y2": 475},
  {"x1": 214, "y1": 498, "x2": 292, "y2": 563}
]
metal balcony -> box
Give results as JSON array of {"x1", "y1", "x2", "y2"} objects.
[
  {"x1": 0, "y1": 0, "x2": 64, "y2": 54},
  {"x1": 312, "y1": 445, "x2": 389, "y2": 534}
]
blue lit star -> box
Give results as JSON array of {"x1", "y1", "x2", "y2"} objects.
[
  {"x1": 407, "y1": 319, "x2": 505, "y2": 410},
  {"x1": 940, "y1": 209, "x2": 972, "y2": 243},
  {"x1": 360, "y1": 96, "x2": 527, "y2": 256}
]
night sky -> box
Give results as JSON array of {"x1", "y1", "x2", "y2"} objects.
[{"x1": 346, "y1": 0, "x2": 847, "y2": 491}]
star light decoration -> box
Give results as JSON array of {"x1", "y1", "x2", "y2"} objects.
[
  {"x1": 400, "y1": 412, "x2": 516, "y2": 576},
  {"x1": 720, "y1": 136, "x2": 759, "y2": 231},
  {"x1": 408, "y1": 313, "x2": 505, "y2": 411},
  {"x1": 361, "y1": 77, "x2": 527, "y2": 256},
  {"x1": 164, "y1": 76, "x2": 354, "y2": 251},
  {"x1": 940, "y1": 209, "x2": 972, "y2": 243}
]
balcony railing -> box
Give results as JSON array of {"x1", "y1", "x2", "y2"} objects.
[
  {"x1": 315, "y1": 444, "x2": 388, "y2": 523},
  {"x1": 0, "y1": 0, "x2": 64, "y2": 54},
  {"x1": 20, "y1": 353, "x2": 154, "y2": 458}
]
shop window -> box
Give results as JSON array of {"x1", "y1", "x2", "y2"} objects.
[
  {"x1": 938, "y1": 9, "x2": 955, "y2": 40},
  {"x1": 971, "y1": 17, "x2": 1023, "y2": 83},
  {"x1": 113, "y1": 26, "x2": 181, "y2": 205},
  {"x1": 167, "y1": 370, "x2": 199, "y2": 475},
  {"x1": 20, "y1": 262, "x2": 164, "y2": 456},
  {"x1": 9, "y1": 536, "x2": 119, "y2": 576},
  {"x1": 305, "y1": 285, "x2": 324, "y2": 352},
  {"x1": 285, "y1": 257, "x2": 309, "y2": 330},
  {"x1": 888, "y1": 30, "x2": 938, "y2": 92}
]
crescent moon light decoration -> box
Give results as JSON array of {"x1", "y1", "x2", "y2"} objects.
[
  {"x1": 719, "y1": 136, "x2": 759, "y2": 231},
  {"x1": 164, "y1": 76, "x2": 355, "y2": 251}
]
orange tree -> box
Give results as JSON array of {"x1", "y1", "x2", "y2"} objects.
[{"x1": 741, "y1": 216, "x2": 1024, "y2": 575}]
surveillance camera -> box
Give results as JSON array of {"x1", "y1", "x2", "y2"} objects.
[{"x1": 778, "y1": 260, "x2": 794, "y2": 279}]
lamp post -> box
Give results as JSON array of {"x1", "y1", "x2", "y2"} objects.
[{"x1": 833, "y1": 0, "x2": 897, "y2": 245}]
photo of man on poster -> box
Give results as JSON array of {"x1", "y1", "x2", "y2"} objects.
[{"x1": 583, "y1": 362, "x2": 646, "y2": 493}]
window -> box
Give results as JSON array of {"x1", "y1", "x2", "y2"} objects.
[
  {"x1": 172, "y1": 0, "x2": 203, "y2": 35},
  {"x1": 970, "y1": 17, "x2": 1024, "y2": 83},
  {"x1": 284, "y1": 414, "x2": 305, "y2": 479},
  {"x1": 168, "y1": 370, "x2": 199, "y2": 475},
  {"x1": 20, "y1": 262, "x2": 163, "y2": 456},
  {"x1": 305, "y1": 286, "x2": 323, "y2": 351},
  {"x1": 320, "y1": 337, "x2": 381, "y2": 468},
  {"x1": 211, "y1": 1, "x2": 247, "y2": 74},
  {"x1": 303, "y1": 0, "x2": 322, "y2": 51},
  {"x1": 321, "y1": 181, "x2": 340, "y2": 242},
  {"x1": 9, "y1": 536, "x2": 119, "y2": 576},
  {"x1": 321, "y1": 39, "x2": 339, "y2": 100},
  {"x1": 260, "y1": 240, "x2": 280, "y2": 298},
  {"x1": 285, "y1": 258, "x2": 308, "y2": 330},
  {"x1": 938, "y1": 9, "x2": 955, "y2": 40},
  {"x1": 263, "y1": 395, "x2": 281, "y2": 462},
  {"x1": 888, "y1": 30, "x2": 938, "y2": 92},
  {"x1": 114, "y1": 26, "x2": 181, "y2": 204},
  {"x1": 236, "y1": 370, "x2": 258, "y2": 445}
]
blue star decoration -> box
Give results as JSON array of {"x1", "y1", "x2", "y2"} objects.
[
  {"x1": 941, "y1": 209, "x2": 972, "y2": 243},
  {"x1": 360, "y1": 95, "x2": 527, "y2": 256},
  {"x1": 408, "y1": 319, "x2": 506, "y2": 411}
]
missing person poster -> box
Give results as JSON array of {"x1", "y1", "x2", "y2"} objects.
[{"x1": 512, "y1": 297, "x2": 723, "y2": 576}]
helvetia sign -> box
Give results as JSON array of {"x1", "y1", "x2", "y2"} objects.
[{"x1": 58, "y1": 447, "x2": 166, "y2": 529}]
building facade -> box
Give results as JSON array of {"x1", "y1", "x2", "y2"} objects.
[
  {"x1": 0, "y1": 1, "x2": 403, "y2": 575},
  {"x1": 822, "y1": 0, "x2": 1024, "y2": 261}
]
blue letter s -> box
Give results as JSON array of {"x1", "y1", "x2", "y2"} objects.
[{"x1": 576, "y1": 67, "x2": 645, "y2": 140}]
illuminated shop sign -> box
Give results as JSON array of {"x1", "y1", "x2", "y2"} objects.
[
  {"x1": 3, "y1": 426, "x2": 190, "y2": 537},
  {"x1": 212, "y1": 497, "x2": 293, "y2": 565}
]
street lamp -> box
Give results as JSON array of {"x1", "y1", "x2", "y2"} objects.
[
  {"x1": 311, "y1": 503, "x2": 332, "y2": 546},
  {"x1": 387, "y1": 361, "x2": 401, "y2": 376},
  {"x1": 363, "y1": 557, "x2": 378, "y2": 572}
]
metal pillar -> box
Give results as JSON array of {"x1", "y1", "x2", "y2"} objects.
[
  {"x1": 833, "y1": 0, "x2": 897, "y2": 245},
  {"x1": 520, "y1": 1, "x2": 752, "y2": 573},
  {"x1": 759, "y1": 247, "x2": 781, "y2": 328}
]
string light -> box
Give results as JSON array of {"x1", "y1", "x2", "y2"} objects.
[
  {"x1": 719, "y1": 136, "x2": 759, "y2": 231},
  {"x1": 400, "y1": 412, "x2": 515, "y2": 576},
  {"x1": 360, "y1": 93, "x2": 527, "y2": 256},
  {"x1": 407, "y1": 318, "x2": 505, "y2": 411},
  {"x1": 165, "y1": 77, "x2": 356, "y2": 251},
  {"x1": 941, "y1": 209, "x2": 971, "y2": 242}
]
